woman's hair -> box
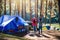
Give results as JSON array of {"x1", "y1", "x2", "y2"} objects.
[{"x1": 40, "y1": 18, "x2": 42, "y2": 21}]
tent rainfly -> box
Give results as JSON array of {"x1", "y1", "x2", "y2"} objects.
[{"x1": 0, "y1": 15, "x2": 28, "y2": 34}]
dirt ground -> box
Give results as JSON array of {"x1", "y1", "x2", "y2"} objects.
[
  {"x1": 24, "y1": 30, "x2": 60, "y2": 40},
  {"x1": 0, "y1": 30, "x2": 60, "y2": 40}
]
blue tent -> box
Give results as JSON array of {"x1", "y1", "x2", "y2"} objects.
[
  {"x1": 0, "y1": 15, "x2": 28, "y2": 34},
  {"x1": 12, "y1": 16, "x2": 29, "y2": 32},
  {"x1": 0, "y1": 15, "x2": 12, "y2": 32},
  {"x1": 0, "y1": 15, "x2": 17, "y2": 33},
  {"x1": 0, "y1": 15, "x2": 11, "y2": 23},
  {"x1": 0, "y1": 16, "x2": 3, "y2": 24},
  {"x1": 13, "y1": 16, "x2": 28, "y2": 26}
]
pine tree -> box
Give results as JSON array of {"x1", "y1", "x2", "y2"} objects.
[
  {"x1": 35, "y1": 0, "x2": 38, "y2": 19},
  {"x1": 45, "y1": 0, "x2": 47, "y2": 24},
  {"x1": 9, "y1": 0, "x2": 11, "y2": 15},
  {"x1": 23, "y1": 0, "x2": 26, "y2": 20},
  {"x1": 22, "y1": 0, "x2": 23, "y2": 18},
  {"x1": 0, "y1": 0, "x2": 2, "y2": 16},
  {"x1": 4, "y1": 0, "x2": 6, "y2": 15},
  {"x1": 58, "y1": 0, "x2": 60, "y2": 26},
  {"x1": 17, "y1": 0, "x2": 20, "y2": 15},
  {"x1": 29, "y1": 0, "x2": 32, "y2": 20}
]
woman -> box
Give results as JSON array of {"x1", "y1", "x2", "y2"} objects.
[
  {"x1": 31, "y1": 17, "x2": 37, "y2": 34},
  {"x1": 38, "y1": 16, "x2": 43, "y2": 35}
]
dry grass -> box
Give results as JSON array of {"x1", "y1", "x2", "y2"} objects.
[{"x1": 0, "y1": 33, "x2": 29, "y2": 40}]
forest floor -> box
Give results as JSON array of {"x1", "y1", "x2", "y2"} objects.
[{"x1": 0, "y1": 30, "x2": 60, "y2": 40}]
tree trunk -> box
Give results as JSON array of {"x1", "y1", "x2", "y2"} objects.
[
  {"x1": 17, "y1": 0, "x2": 20, "y2": 15},
  {"x1": 0, "y1": 0, "x2": 2, "y2": 16},
  {"x1": 25, "y1": 0, "x2": 26, "y2": 20},
  {"x1": 23, "y1": 0, "x2": 26, "y2": 20},
  {"x1": 49, "y1": 0, "x2": 52, "y2": 26},
  {"x1": 58, "y1": 0, "x2": 60, "y2": 26},
  {"x1": 9, "y1": 0, "x2": 11, "y2": 15},
  {"x1": 4, "y1": 0, "x2": 6, "y2": 15},
  {"x1": 45, "y1": 0, "x2": 47, "y2": 24},
  {"x1": 22, "y1": 0, "x2": 23, "y2": 18},
  {"x1": 29, "y1": 0, "x2": 32, "y2": 20},
  {"x1": 35, "y1": 0, "x2": 38, "y2": 19},
  {"x1": 40, "y1": 0, "x2": 42, "y2": 16},
  {"x1": 40, "y1": 0, "x2": 43, "y2": 16}
]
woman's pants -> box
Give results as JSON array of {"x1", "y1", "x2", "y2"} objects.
[
  {"x1": 39, "y1": 26, "x2": 42, "y2": 34},
  {"x1": 33, "y1": 26, "x2": 36, "y2": 33}
]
